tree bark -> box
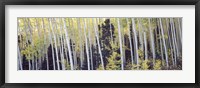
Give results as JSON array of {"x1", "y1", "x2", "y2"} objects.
[
  {"x1": 93, "y1": 18, "x2": 105, "y2": 70},
  {"x1": 132, "y1": 18, "x2": 139, "y2": 70},
  {"x1": 62, "y1": 18, "x2": 74, "y2": 70},
  {"x1": 117, "y1": 18, "x2": 124, "y2": 70},
  {"x1": 159, "y1": 18, "x2": 169, "y2": 68},
  {"x1": 47, "y1": 18, "x2": 56, "y2": 70},
  {"x1": 49, "y1": 18, "x2": 60, "y2": 70},
  {"x1": 83, "y1": 18, "x2": 90, "y2": 70},
  {"x1": 126, "y1": 18, "x2": 134, "y2": 65}
]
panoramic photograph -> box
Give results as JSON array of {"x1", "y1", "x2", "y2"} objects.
[{"x1": 17, "y1": 17, "x2": 182, "y2": 70}]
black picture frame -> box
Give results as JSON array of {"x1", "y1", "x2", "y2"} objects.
[{"x1": 0, "y1": 0, "x2": 199, "y2": 88}]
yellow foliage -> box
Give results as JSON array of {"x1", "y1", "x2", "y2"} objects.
[
  {"x1": 141, "y1": 60, "x2": 149, "y2": 70},
  {"x1": 131, "y1": 64, "x2": 140, "y2": 70},
  {"x1": 106, "y1": 52, "x2": 121, "y2": 70},
  {"x1": 97, "y1": 65, "x2": 104, "y2": 70},
  {"x1": 154, "y1": 60, "x2": 162, "y2": 70},
  {"x1": 64, "y1": 59, "x2": 71, "y2": 70}
]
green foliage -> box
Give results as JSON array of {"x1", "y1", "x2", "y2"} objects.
[
  {"x1": 153, "y1": 60, "x2": 162, "y2": 70},
  {"x1": 141, "y1": 60, "x2": 150, "y2": 70},
  {"x1": 97, "y1": 64, "x2": 104, "y2": 70},
  {"x1": 110, "y1": 42, "x2": 120, "y2": 52},
  {"x1": 106, "y1": 52, "x2": 121, "y2": 70},
  {"x1": 130, "y1": 63, "x2": 140, "y2": 70},
  {"x1": 65, "y1": 63, "x2": 71, "y2": 70},
  {"x1": 138, "y1": 49, "x2": 144, "y2": 60},
  {"x1": 126, "y1": 59, "x2": 150, "y2": 70},
  {"x1": 64, "y1": 59, "x2": 71, "y2": 70},
  {"x1": 21, "y1": 44, "x2": 34, "y2": 60}
]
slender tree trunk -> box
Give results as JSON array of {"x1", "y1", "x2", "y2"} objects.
[
  {"x1": 166, "y1": 18, "x2": 174, "y2": 67},
  {"x1": 117, "y1": 18, "x2": 124, "y2": 70},
  {"x1": 47, "y1": 18, "x2": 56, "y2": 70},
  {"x1": 157, "y1": 19, "x2": 164, "y2": 65},
  {"x1": 110, "y1": 18, "x2": 113, "y2": 43},
  {"x1": 93, "y1": 18, "x2": 105, "y2": 70},
  {"x1": 32, "y1": 58, "x2": 34, "y2": 70},
  {"x1": 57, "y1": 18, "x2": 66, "y2": 70},
  {"x1": 35, "y1": 58, "x2": 38, "y2": 70},
  {"x1": 49, "y1": 18, "x2": 60, "y2": 70},
  {"x1": 35, "y1": 18, "x2": 42, "y2": 70},
  {"x1": 174, "y1": 19, "x2": 181, "y2": 57},
  {"x1": 17, "y1": 44, "x2": 23, "y2": 70},
  {"x1": 177, "y1": 18, "x2": 182, "y2": 46},
  {"x1": 138, "y1": 19, "x2": 144, "y2": 53},
  {"x1": 23, "y1": 18, "x2": 32, "y2": 70},
  {"x1": 120, "y1": 19, "x2": 126, "y2": 65},
  {"x1": 17, "y1": 20, "x2": 23, "y2": 70},
  {"x1": 55, "y1": 19, "x2": 63, "y2": 70},
  {"x1": 68, "y1": 19, "x2": 75, "y2": 69},
  {"x1": 26, "y1": 18, "x2": 35, "y2": 70},
  {"x1": 55, "y1": 18, "x2": 65, "y2": 70},
  {"x1": 63, "y1": 35, "x2": 69, "y2": 69},
  {"x1": 126, "y1": 18, "x2": 134, "y2": 65},
  {"x1": 28, "y1": 59, "x2": 31, "y2": 70},
  {"x1": 83, "y1": 18, "x2": 90, "y2": 70},
  {"x1": 132, "y1": 18, "x2": 139, "y2": 70},
  {"x1": 171, "y1": 18, "x2": 179, "y2": 67},
  {"x1": 144, "y1": 32, "x2": 148, "y2": 60},
  {"x1": 170, "y1": 18, "x2": 177, "y2": 67},
  {"x1": 71, "y1": 19, "x2": 77, "y2": 69},
  {"x1": 77, "y1": 19, "x2": 83, "y2": 69},
  {"x1": 159, "y1": 18, "x2": 169, "y2": 68},
  {"x1": 61, "y1": 35, "x2": 66, "y2": 70},
  {"x1": 42, "y1": 18, "x2": 49, "y2": 70},
  {"x1": 62, "y1": 18, "x2": 74, "y2": 70},
  {"x1": 171, "y1": 18, "x2": 179, "y2": 61},
  {"x1": 87, "y1": 19, "x2": 94, "y2": 70},
  {"x1": 148, "y1": 18, "x2": 155, "y2": 65}
]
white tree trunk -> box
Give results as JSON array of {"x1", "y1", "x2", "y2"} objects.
[
  {"x1": 148, "y1": 18, "x2": 155, "y2": 65},
  {"x1": 35, "y1": 18, "x2": 43, "y2": 70},
  {"x1": 24, "y1": 18, "x2": 33, "y2": 70},
  {"x1": 171, "y1": 18, "x2": 179, "y2": 60},
  {"x1": 62, "y1": 18, "x2": 74, "y2": 70},
  {"x1": 132, "y1": 18, "x2": 139, "y2": 70},
  {"x1": 47, "y1": 18, "x2": 56, "y2": 70},
  {"x1": 110, "y1": 18, "x2": 113, "y2": 43},
  {"x1": 157, "y1": 19, "x2": 164, "y2": 65},
  {"x1": 166, "y1": 18, "x2": 174, "y2": 67},
  {"x1": 126, "y1": 18, "x2": 134, "y2": 65},
  {"x1": 159, "y1": 18, "x2": 169, "y2": 68},
  {"x1": 17, "y1": 20, "x2": 23, "y2": 70},
  {"x1": 177, "y1": 18, "x2": 182, "y2": 45},
  {"x1": 42, "y1": 18, "x2": 49, "y2": 70},
  {"x1": 138, "y1": 19, "x2": 144, "y2": 52},
  {"x1": 170, "y1": 18, "x2": 177, "y2": 67},
  {"x1": 83, "y1": 18, "x2": 90, "y2": 70},
  {"x1": 49, "y1": 18, "x2": 60, "y2": 70},
  {"x1": 117, "y1": 18, "x2": 124, "y2": 70},
  {"x1": 63, "y1": 35, "x2": 69, "y2": 69},
  {"x1": 17, "y1": 44, "x2": 23, "y2": 70},
  {"x1": 87, "y1": 19, "x2": 94, "y2": 70},
  {"x1": 57, "y1": 18, "x2": 66, "y2": 70},
  {"x1": 144, "y1": 32, "x2": 148, "y2": 60},
  {"x1": 93, "y1": 18, "x2": 105, "y2": 70},
  {"x1": 77, "y1": 19, "x2": 83, "y2": 69}
]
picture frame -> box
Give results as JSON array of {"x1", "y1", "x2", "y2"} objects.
[{"x1": 0, "y1": 0, "x2": 199, "y2": 88}]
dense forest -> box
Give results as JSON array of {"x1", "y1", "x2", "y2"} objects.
[{"x1": 17, "y1": 17, "x2": 182, "y2": 70}]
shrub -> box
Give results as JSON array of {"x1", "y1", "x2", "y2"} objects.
[
  {"x1": 153, "y1": 59, "x2": 162, "y2": 70},
  {"x1": 141, "y1": 60, "x2": 149, "y2": 70},
  {"x1": 106, "y1": 52, "x2": 121, "y2": 70}
]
